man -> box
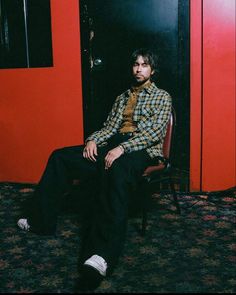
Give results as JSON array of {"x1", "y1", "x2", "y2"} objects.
[{"x1": 17, "y1": 48, "x2": 172, "y2": 291}]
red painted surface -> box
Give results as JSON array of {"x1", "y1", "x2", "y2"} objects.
[
  {"x1": 190, "y1": 0, "x2": 202, "y2": 191},
  {"x1": 0, "y1": 0, "x2": 84, "y2": 183},
  {"x1": 190, "y1": 0, "x2": 236, "y2": 191},
  {"x1": 202, "y1": 0, "x2": 236, "y2": 190}
]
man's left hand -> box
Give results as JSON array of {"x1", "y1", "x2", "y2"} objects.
[{"x1": 104, "y1": 146, "x2": 124, "y2": 169}]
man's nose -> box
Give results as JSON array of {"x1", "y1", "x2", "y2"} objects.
[{"x1": 137, "y1": 65, "x2": 142, "y2": 72}]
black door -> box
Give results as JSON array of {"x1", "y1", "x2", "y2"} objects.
[{"x1": 79, "y1": 0, "x2": 190, "y2": 175}]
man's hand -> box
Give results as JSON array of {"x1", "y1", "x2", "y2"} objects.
[
  {"x1": 83, "y1": 140, "x2": 97, "y2": 162},
  {"x1": 105, "y1": 146, "x2": 124, "y2": 169}
]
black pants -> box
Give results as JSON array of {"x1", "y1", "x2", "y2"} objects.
[{"x1": 23, "y1": 133, "x2": 153, "y2": 273}]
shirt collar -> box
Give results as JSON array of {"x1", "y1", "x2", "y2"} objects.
[
  {"x1": 143, "y1": 82, "x2": 156, "y2": 94},
  {"x1": 125, "y1": 81, "x2": 155, "y2": 97},
  {"x1": 131, "y1": 80, "x2": 152, "y2": 93}
]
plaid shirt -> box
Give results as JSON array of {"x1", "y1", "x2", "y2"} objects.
[{"x1": 86, "y1": 82, "x2": 172, "y2": 159}]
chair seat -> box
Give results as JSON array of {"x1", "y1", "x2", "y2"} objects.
[{"x1": 142, "y1": 163, "x2": 166, "y2": 176}]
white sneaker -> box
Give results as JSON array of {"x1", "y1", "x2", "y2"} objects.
[
  {"x1": 17, "y1": 218, "x2": 30, "y2": 231},
  {"x1": 84, "y1": 254, "x2": 108, "y2": 277}
]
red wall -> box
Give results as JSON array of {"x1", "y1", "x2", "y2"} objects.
[
  {"x1": 190, "y1": 0, "x2": 236, "y2": 191},
  {"x1": 0, "y1": 0, "x2": 84, "y2": 183},
  {"x1": 190, "y1": 0, "x2": 202, "y2": 190}
]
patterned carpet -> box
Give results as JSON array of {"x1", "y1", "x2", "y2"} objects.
[{"x1": 0, "y1": 182, "x2": 235, "y2": 293}]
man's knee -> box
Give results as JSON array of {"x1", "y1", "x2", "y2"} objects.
[
  {"x1": 48, "y1": 147, "x2": 71, "y2": 163},
  {"x1": 49, "y1": 147, "x2": 64, "y2": 158}
]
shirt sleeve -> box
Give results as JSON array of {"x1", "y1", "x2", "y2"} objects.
[
  {"x1": 85, "y1": 96, "x2": 122, "y2": 145},
  {"x1": 120, "y1": 93, "x2": 172, "y2": 153}
]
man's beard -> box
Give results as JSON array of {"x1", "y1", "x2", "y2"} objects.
[{"x1": 132, "y1": 76, "x2": 150, "y2": 86}]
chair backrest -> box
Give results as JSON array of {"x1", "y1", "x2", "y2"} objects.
[{"x1": 162, "y1": 108, "x2": 175, "y2": 161}]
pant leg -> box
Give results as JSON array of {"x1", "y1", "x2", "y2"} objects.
[
  {"x1": 24, "y1": 145, "x2": 99, "y2": 234},
  {"x1": 80, "y1": 148, "x2": 152, "y2": 273}
]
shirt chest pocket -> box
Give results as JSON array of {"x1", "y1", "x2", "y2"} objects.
[{"x1": 134, "y1": 105, "x2": 154, "y2": 121}]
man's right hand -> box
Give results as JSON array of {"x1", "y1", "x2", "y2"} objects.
[{"x1": 83, "y1": 140, "x2": 97, "y2": 162}]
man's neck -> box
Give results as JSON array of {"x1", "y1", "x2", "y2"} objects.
[{"x1": 131, "y1": 80, "x2": 152, "y2": 91}]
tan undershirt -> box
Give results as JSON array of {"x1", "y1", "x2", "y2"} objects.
[{"x1": 119, "y1": 81, "x2": 151, "y2": 133}]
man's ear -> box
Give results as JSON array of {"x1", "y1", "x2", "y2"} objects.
[{"x1": 151, "y1": 70, "x2": 155, "y2": 76}]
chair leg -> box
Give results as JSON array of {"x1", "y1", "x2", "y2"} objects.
[
  {"x1": 173, "y1": 190, "x2": 181, "y2": 214},
  {"x1": 170, "y1": 176, "x2": 181, "y2": 214}
]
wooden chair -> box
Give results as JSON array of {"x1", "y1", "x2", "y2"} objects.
[{"x1": 140, "y1": 108, "x2": 180, "y2": 235}]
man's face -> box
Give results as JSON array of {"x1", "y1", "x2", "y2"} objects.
[{"x1": 132, "y1": 55, "x2": 154, "y2": 85}]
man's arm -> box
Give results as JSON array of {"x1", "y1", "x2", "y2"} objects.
[
  {"x1": 83, "y1": 95, "x2": 123, "y2": 161},
  {"x1": 85, "y1": 96, "x2": 123, "y2": 145}
]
